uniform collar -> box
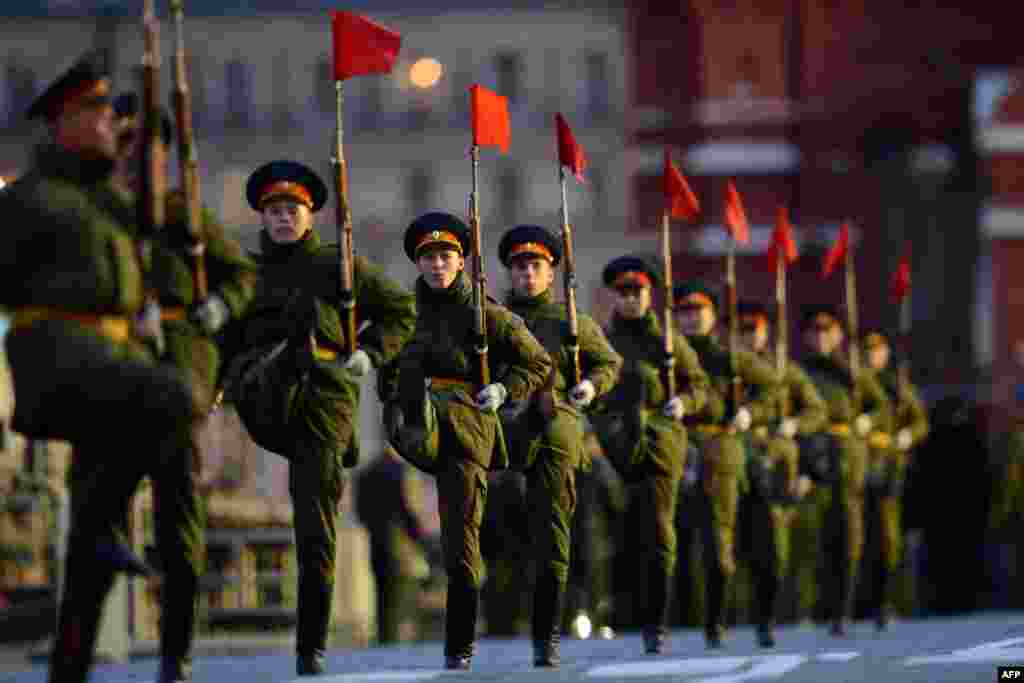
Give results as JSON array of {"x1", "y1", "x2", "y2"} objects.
[
  {"x1": 416, "y1": 269, "x2": 473, "y2": 308},
  {"x1": 259, "y1": 227, "x2": 320, "y2": 263},
  {"x1": 505, "y1": 287, "x2": 554, "y2": 309},
  {"x1": 34, "y1": 143, "x2": 115, "y2": 185},
  {"x1": 611, "y1": 310, "x2": 661, "y2": 337}
]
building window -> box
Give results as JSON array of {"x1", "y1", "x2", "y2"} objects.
[
  {"x1": 498, "y1": 165, "x2": 521, "y2": 224},
  {"x1": 494, "y1": 51, "x2": 523, "y2": 107},
  {"x1": 225, "y1": 58, "x2": 251, "y2": 129},
  {"x1": 584, "y1": 52, "x2": 610, "y2": 123},
  {"x1": 405, "y1": 166, "x2": 433, "y2": 217},
  {"x1": 5, "y1": 60, "x2": 36, "y2": 124}
]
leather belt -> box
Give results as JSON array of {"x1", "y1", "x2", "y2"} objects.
[
  {"x1": 868, "y1": 431, "x2": 892, "y2": 449},
  {"x1": 428, "y1": 376, "x2": 475, "y2": 392},
  {"x1": 827, "y1": 423, "x2": 850, "y2": 437},
  {"x1": 11, "y1": 305, "x2": 131, "y2": 343},
  {"x1": 161, "y1": 306, "x2": 187, "y2": 322},
  {"x1": 693, "y1": 423, "x2": 726, "y2": 436}
]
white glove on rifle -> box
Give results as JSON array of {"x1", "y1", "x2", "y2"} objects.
[
  {"x1": 190, "y1": 295, "x2": 230, "y2": 335},
  {"x1": 342, "y1": 349, "x2": 372, "y2": 377},
  {"x1": 663, "y1": 396, "x2": 685, "y2": 420},
  {"x1": 896, "y1": 428, "x2": 913, "y2": 451},
  {"x1": 796, "y1": 475, "x2": 813, "y2": 499},
  {"x1": 569, "y1": 379, "x2": 596, "y2": 409},
  {"x1": 133, "y1": 300, "x2": 165, "y2": 356},
  {"x1": 854, "y1": 413, "x2": 873, "y2": 437},
  {"x1": 475, "y1": 383, "x2": 508, "y2": 413},
  {"x1": 732, "y1": 406, "x2": 752, "y2": 432},
  {"x1": 778, "y1": 417, "x2": 799, "y2": 439}
]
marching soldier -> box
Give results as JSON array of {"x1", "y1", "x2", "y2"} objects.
[
  {"x1": 798, "y1": 305, "x2": 891, "y2": 635},
  {"x1": 735, "y1": 300, "x2": 827, "y2": 646},
  {"x1": 593, "y1": 256, "x2": 710, "y2": 655},
  {"x1": 671, "y1": 281, "x2": 780, "y2": 649},
  {"x1": 496, "y1": 224, "x2": 623, "y2": 666},
  {"x1": 382, "y1": 212, "x2": 551, "y2": 670},
  {"x1": 219, "y1": 161, "x2": 416, "y2": 675},
  {"x1": 110, "y1": 92, "x2": 258, "y2": 682},
  {"x1": 0, "y1": 49, "x2": 208, "y2": 683},
  {"x1": 861, "y1": 329, "x2": 929, "y2": 629}
]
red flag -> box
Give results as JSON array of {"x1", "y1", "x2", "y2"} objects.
[
  {"x1": 768, "y1": 206, "x2": 798, "y2": 267},
  {"x1": 890, "y1": 242, "x2": 912, "y2": 303},
  {"x1": 556, "y1": 113, "x2": 586, "y2": 182},
  {"x1": 469, "y1": 84, "x2": 510, "y2": 152},
  {"x1": 723, "y1": 180, "x2": 750, "y2": 244},
  {"x1": 330, "y1": 11, "x2": 402, "y2": 81},
  {"x1": 663, "y1": 150, "x2": 700, "y2": 220},
  {"x1": 821, "y1": 221, "x2": 850, "y2": 279}
]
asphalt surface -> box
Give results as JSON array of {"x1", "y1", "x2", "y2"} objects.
[{"x1": 4, "y1": 612, "x2": 1023, "y2": 682}]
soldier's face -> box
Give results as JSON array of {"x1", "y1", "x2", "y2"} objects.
[
  {"x1": 509, "y1": 256, "x2": 554, "y2": 297},
  {"x1": 417, "y1": 246, "x2": 464, "y2": 290},
  {"x1": 805, "y1": 321, "x2": 842, "y2": 355},
  {"x1": 613, "y1": 285, "x2": 650, "y2": 319},
  {"x1": 54, "y1": 101, "x2": 117, "y2": 160},
  {"x1": 867, "y1": 344, "x2": 890, "y2": 370},
  {"x1": 262, "y1": 200, "x2": 313, "y2": 244},
  {"x1": 740, "y1": 320, "x2": 769, "y2": 352},
  {"x1": 676, "y1": 304, "x2": 715, "y2": 336}
]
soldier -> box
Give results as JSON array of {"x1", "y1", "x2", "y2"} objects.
[
  {"x1": 798, "y1": 304, "x2": 891, "y2": 635},
  {"x1": 495, "y1": 224, "x2": 623, "y2": 666},
  {"x1": 735, "y1": 300, "x2": 827, "y2": 646},
  {"x1": 0, "y1": 49, "x2": 208, "y2": 683},
  {"x1": 860, "y1": 329, "x2": 929, "y2": 629},
  {"x1": 219, "y1": 161, "x2": 416, "y2": 675},
  {"x1": 110, "y1": 92, "x2": 258, "y2": 682},
  {"x1": 671, "y1": 281, "x2": 780, "y2": 649},
  {"x1": 594, "y1": 256, "x2": 710, "y2": 655},
  {"x1": 355, "y1": 445, "x2": 441, "y2": 645},
  {"x1": 382, "y1": 212, "x2": 551, "y2": 670}
]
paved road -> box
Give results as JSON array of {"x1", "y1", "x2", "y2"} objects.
[{"x1": 4, "y1": 612, "x2": 1023, "y2": 682}]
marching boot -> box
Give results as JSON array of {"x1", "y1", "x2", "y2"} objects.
[
  {"x1": 532, "y1": 574, "x2": 565, "y2": 667},
  {"x1": 873, "y1": 567, "x2": 891, "y2": 631},
  {"x1": 94, "y1": 535, "x2": 158, "y2": 577},
  {"x1": 755, "y1": 572, "x2": 779, "y2": 648},
  {"x1": 157, "y1": 656, "x2": 192, "y2": 683},
  {"x1": 829, "y1": 564, "x2": 854, "y2": 638},
  {"x1": 444, "y1": 581, "x2": 479, "y2": 670},
  {"x1": 158, "y1": 569, "x2": 199, "y2": 682},
  {"x1": 295, "y1": 579, "x2": 332, "y2": 676},
  {"x1": 48, "y1": 563, "x2": 117, "y2": 683},
  {"x1": 642, "y1": 563, "x2": 672, "y2": 655},
  {"x1": 704, "y1": 567, "x2": 729, "y2": 649}
]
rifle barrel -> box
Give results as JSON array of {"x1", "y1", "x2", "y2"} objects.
[
  {"x1": 558, "y1": 166, "x2": 582, "y2": 386},
  {"x1": 661, "y1": 211, "x2": 676, "y2": 399},
  {"x1": 470, "y1": 145, "x2": 490, "y2": 388},
  {"x1": 333, "y1": 80, "x2": 358, "y2": 356}
]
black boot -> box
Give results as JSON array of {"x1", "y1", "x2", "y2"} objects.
[
  {"x1": 159, "y1": 570, "x2": 199, "y2": 682},
  {"x1": 643, "y1": 564, "x2": 672, "y2": 654},
  {"x1": 48, "y1": 563, "x2": 117, "y2": 683},
  {"x1": 873, "y1": 567, "x2": 891, "y2": 631},
  {"x1": 157, "y1": 656, "x2": 192, "y2": 683},
  {"x1": 444, "y1": 581, "x2": 479, "y2": 670},
  {"x1": 705, "y1": 567, "x2": 729, "y2": 649},
  {"x1": 532, "y1": 575, "x2": 565, "y2": 667},
  {"x1": 756, "y1": 572, "x2": 779, "y2": 648},
  {"x1": 296, "y1": 578, "x2": 332, "y2": 676},
  {"x1": 94, "y1": 536, "x2": 158, "y2": 577}
]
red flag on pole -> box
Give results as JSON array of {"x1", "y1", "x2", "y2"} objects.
[
  {"x1": 556, "y1": 113, "x2": 586, "y2": 182},
  {"x1": 663, "y1": 149, "x2": 700, "y2": 220},
  {"x1": 723, "y1": 180, "x2": 750, "y2": 244},
  {"x1": 768, "y1": 206, "x2": 798, "y2": 267},
  {"x1": 890, "y1": 242, "x2": 912, "y2": 302},
  {"x1": 330, "y1": 11, "x2": 402, "y2": 81},
  {"x1": 821, "y1": 221, "x2": 850, "y2": 280},
  {"x1": 470, "y1": 84, "x2": 510, "y2": 152}
]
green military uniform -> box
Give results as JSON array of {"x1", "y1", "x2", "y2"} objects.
[
  {"x1": 109, "y1": 92, "x2": 259, "y2": 680},
  {"x1": 593, "y1": 257, "x2": 709, "y2": 654},
  {"x1": 383, "y1": 212, "x2": 551, "y2": 670},
  {"x1": 0, "y1": 50, "x2": 207, "y2": 683},
  {"x1": 860, "y1": 330, "x2": 928, "y2": 629},
  {"x1": 355, "y1": 445, "x2": 437, "y2": 645},
  {"x1": 672, "y1": 282, "x2": 781, "y2": 648},
  {"x1": 221, "y1": 161, "x2": 416, "y2": 673},
  {"x1": 496, "y1": 224, "x2": 623, "y2": 666},
  {"x1": 736, "y1": 300, "x2": 827, "y2": 646},
  {"x1": 798, "y1": 305, "x2": 892, "y2": 635}
]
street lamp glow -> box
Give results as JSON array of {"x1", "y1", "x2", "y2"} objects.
[{"x1": 410, "y1": 57, "x2": 443, "y2": 89}]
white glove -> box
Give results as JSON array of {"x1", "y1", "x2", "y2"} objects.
[
  {"x1": 569, "y1": 379, "x2": 596, "y2": 409},
  {"x1": 896, "y1": 428, "x2": 913, "y2": 450},
  {"x1": 854, "y1": 413, "x2": 873, "y2": 437},
  {"x1": 190, "y1": 295, "x2": 230, "y2": 335},
  {"x1": 663, "y1": 396, "x2": 685, "y2": 420},
  {"x1": 778, "y1": 417, "x2": 799, "y2": 439},
  {"x1": 796, "y1": 475, "x2": 813, "y2": 499},
  {"x1": 475, "y1": 383, "x2": 508, "y2": 413},
  {"x1": 133, "y1": 300, "x2": 165, "y2": 356},
  {"x1": 732, "y1": 406, "x2": 752, "y2": 432},
  {"x1": 342, "y1": 349, "x2": 372, "y2": 377}
]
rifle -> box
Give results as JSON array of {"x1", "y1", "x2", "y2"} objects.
[
  {"x1": 169, "y1": 0, "x2": 208, "y2": 301},
  {"x1": 775, "y1": 246, "x2": 791, "y2": 419},
  {"x1": 844, "y1": 225, "x2": 861, "y2": 407},
  {"x1": 331, "y1": 80, "x2": 358, "y2": 358},
  {"x1": 558, "y1": 164, "x2": 582, "y2": 386},
  {"x1": 660, "y1": 211, "x2": 676, "y2": 399},
  {"x1": 468, "y1": 146, "x2": 490, "y2": 389},
  {"x1": 897, "y1": 285, "x2": 912, "y2": 420},
  {"x1": 725, "y1": 241, "x2": 741, "y2": 419}
]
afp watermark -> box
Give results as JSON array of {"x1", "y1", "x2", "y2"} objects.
[{"x1": 999, "y1": 666, "x2": 1024, "y2": 680}]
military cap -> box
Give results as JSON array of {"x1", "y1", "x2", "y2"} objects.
[
  {"x1": 736, "y1": 300, "x2": 774, "y2": 327},
  {"x1": 498, "y1": 224, "x2": 561, "y2": 267},
  {"x1": 862, "y1": 328, "x2": 891, "y2": 350},
  {"x1": 112, "y1": 92, "x2": 173, "y2": 145},
  {"x1": 404, "y1": 212, "x2": 471, "y2": 262},
  {"x1": 27, "y1": 48, "x2": 112, "y2": 122},
  {"x1": 801, "y1": 303, "x2": 844, "y2": 330},
  {"x1": 246, "y1": 160, "x2": 328, "y2": 213},
  {"x1": 602, "y1": 255, "x2": 659, "y2": 290},
  {"x1": 673, "y1": 279, "x2": 719, "y2": 311}
]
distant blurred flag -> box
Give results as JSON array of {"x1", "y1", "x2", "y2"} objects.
[
  {"x1": 821, "y1": 221, "x2": 850, "y2": 279},
  {"x1": 724, "y1": 180, "x2": 750, "y2": 244},
  {"x1": 768, "y1": 205, "x2": 798, "y2": 268},
  {"x1": 890, "y1": 241, "x2": 912, "y2": 303},
  {"x1": 663, "y1": 149, "x2": 700, "y2": 220},
  {"x1": 470, "y1": 84, "x2": 510, "y2": 152},
  {"x1": 331, "y1": 10, "x2": 401, "y2": 81},
  {"x1": 556, "y1": 113, "x2": 586, "y2": 183}
]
